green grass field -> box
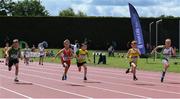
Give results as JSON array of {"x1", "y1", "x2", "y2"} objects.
[{"x1": 1, "y1": 48, "x2": 180, "y2": 73}]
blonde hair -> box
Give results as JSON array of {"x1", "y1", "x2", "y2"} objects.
[
  {"x1": 165, "y1": 38, "x2": 171, "y2": 42},
  {"x1": 64, "y1": 39, "x2": 70, "y2": 44}
]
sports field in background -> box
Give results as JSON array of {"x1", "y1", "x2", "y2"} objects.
[{"x1": 1, "y1": 48, "x2": 180, "y2": 73}]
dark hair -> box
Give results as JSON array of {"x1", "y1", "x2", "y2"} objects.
[
  {"x1": 81, "y1": 43, "x2": 87, "y2": 48},
  {"x1": 131, "y1": 40, "x2": 137, "y2": 44}
]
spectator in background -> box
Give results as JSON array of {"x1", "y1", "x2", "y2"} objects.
[
  {"x1": 30, "y1": 45, "x2": 36, "y2": 62},
  {"x1": 31, "y1": 45, "x2": 36, "y2": 52},
  {"x1": 38, "y1": 45, "x2": 45, "y2": 65},
  {"x1": 46, "y1": 50, "x2": 50, "y2": 57},
  {"x1": 112, "y1": 41, "x2": 117, "y2": 50},
  {"x1": 24, "y1": 44, "x2": 31, "y2": 65},
  {"x1": 71, "y1": 40, "x2": 79, "y2": 54},
  {"x1": 108, "y1": 45, "x2": 115, "y2": 57},
  {"x1": 50, "y1": 50, "x2": 55, "y2": 57},
  {"x1": 146, "y1": 43, "x2": 152, "y2": 53}
]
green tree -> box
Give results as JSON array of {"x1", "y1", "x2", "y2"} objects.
[
  {"x1": 159, "y1": 14, "x2": 174, "y2": 18},
  {"x1": 0, "y1": 0, "x2": 15, "y2": 16},
  {"x1": 59, "y1": 8, "x2": 75, "y2": 16},
  {"x1": 59, "y1": 8, "x2": 87, "y2": 17},
  {"x1": 76, "y1": 10, "x2": 87, "y2": 17},
  {"x1": 12, "y1": 0, "x2": 49, "y2": 16}
]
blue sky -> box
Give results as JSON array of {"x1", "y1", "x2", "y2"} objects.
[{"x1": 14, "y1": 0, "x2": 180, "y2": 17}]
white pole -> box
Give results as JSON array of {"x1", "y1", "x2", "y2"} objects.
[
  {"x1": 179, "y1": 20, "x2": 180, "y2": 56},
  {"x1": 155, "y1": 19, "x2": 162, "y2": 60},
  {"x1": 149, "y1": 22, "x2": 154, "y2": 46},
  {"x1": 156, "y1": 21, "x2": 158, "y2": 47}
]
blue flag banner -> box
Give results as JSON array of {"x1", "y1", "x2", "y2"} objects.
[{"x1": 129, "y1": 3, "x2": 146, "y2": 54}]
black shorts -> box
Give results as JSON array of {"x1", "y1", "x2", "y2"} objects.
[
  {"x1": 8, "y1": 58, "x2": 19, "y2": 67},
  {"x1": 40, "y1": 55, "x2": 44, "y2": 58},
  {"x1": 77, "y1": 62, "x2": 86, "y2": 67}
]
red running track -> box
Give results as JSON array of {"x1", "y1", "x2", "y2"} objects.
[{"x1": 0, "y1": 60, "x2": 180, "y2": 98}]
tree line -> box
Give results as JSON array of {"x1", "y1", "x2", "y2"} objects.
[
  {"x1": 0, "y1": 0, "x2": 179, "y2": 18},
  {"x1": 0, "y1": 0, "x2": 86, "y2": 17}
]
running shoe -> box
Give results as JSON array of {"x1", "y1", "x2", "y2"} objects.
[
  {"x1": 14, "y1": 78, "x2": 19, "y2": 82},
  {"x1": 84, "y1": 77, "x2": 87, "y2": 80},
  {"x1": 126, "y1": 68, "x2": 130, "y2": 74},
  {"x1": 133, "y1": 76, "x2": 138, "y2": 81}
]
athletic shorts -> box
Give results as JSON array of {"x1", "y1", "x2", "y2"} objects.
[
  {"x1": 77, "y1": 62, "x2": 86, "y2": 67},
  {"x1": 162, "y1": 58, "x2": 169, "y2": 65},
  {"x1": 8, "y1": 58, "x2": 19, "y2": 67},
  {"x1": 61, "y1": 60, "x2": 71, "y2": 67},
  {"x1": 40, "y1": 55, "x2": 44, "y2": 58}
]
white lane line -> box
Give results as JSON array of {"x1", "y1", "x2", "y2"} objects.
[
  {"x1": 0, "y1": 74, "x2": 92, "y2": 99},
  {"x1": 0, "y1": 69, "x2": 148, "y2": 98},
  {"x1": 27, "y1": 62, "x2": 180, "y2": 79},
  {"x1": 11, "y1": 66, "x2": 180, "y2": 96},
  {"x1": 18, "y1": 65, "x2": 180, "y2": 88},
  {"x1": 23, "y1": 63, "x2": 180, "y2": 82},
  {"x1": 0, "y1": 86, "x2": 32, "y2": 99}
]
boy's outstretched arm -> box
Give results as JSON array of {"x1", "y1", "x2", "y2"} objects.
[
  {"x1": 151, "y1": 45, "x2": 164, "y2": 54},
  {"x1": 52, "y1": 50, "x2": 63, "y2": 61}
]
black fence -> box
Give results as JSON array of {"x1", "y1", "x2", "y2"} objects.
[{"x1": 0, "y1": 17, "x2": 179, "y2": 50}]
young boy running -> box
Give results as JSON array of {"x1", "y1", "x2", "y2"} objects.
[
  {"x1": 24, "y1": 44, "x2": 31, "y2": 65},
  {"x1": 6, "y1": 39, "x2": 22, "y2": 82},
  {"x1": 53, "y1": 39, "x2": 73, "y2": 80},
  {"x1": 126, "y1": 41, "x2": 141, "y2": 81},
  {"x1": 76, "y1": 43, "x2": 91, "y2": 81},
  {"x1": 151, "y1": 39, "x2": 176, "y2": 82},
  {"x1": 39, "y1": 45, "x2": 45, "y2": 65}
]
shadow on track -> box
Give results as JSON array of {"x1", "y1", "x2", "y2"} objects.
[
  {"x1": 14, "y1": 82, "x2": 33, "y2": 85},
  {"x1": 134, "y1": 83, "x2": 155, "y2": 86}
]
